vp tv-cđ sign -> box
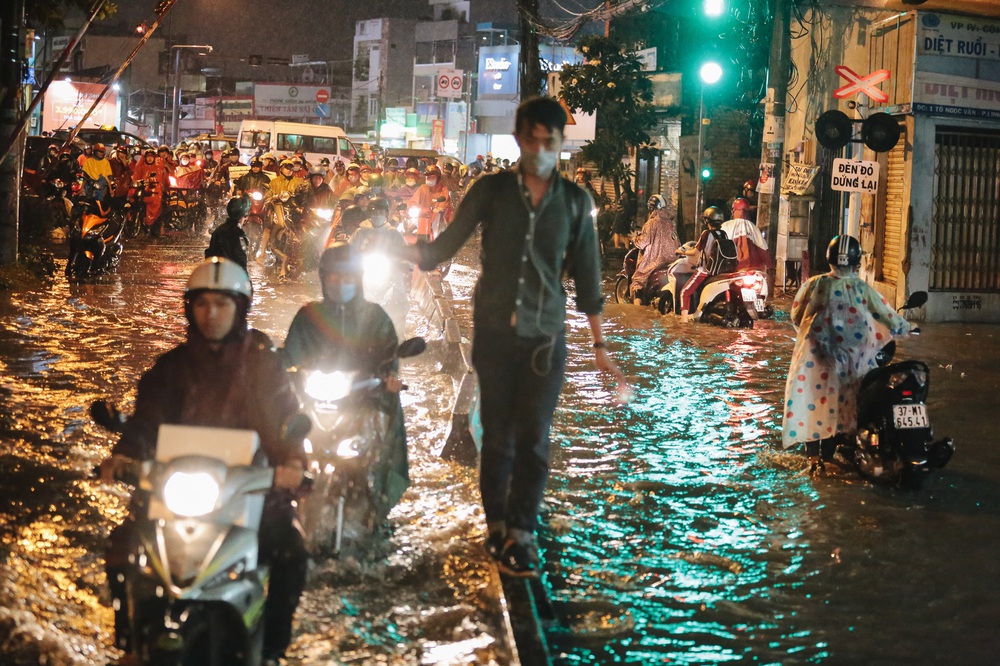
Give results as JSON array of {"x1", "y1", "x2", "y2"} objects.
[{"x1": 831, "y1": 158, "x2": 880, "y2": 193}]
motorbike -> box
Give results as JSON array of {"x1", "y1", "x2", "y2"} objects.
[
  {"x1": 165, "y1": 170, "x2": 208, "y2": 234},
  {"x1": 121, "y1": 178, "x2": 150, "y2": 239},
  {"x1": 842, "y1": 291, "x2": 954, "y2": 489},
  {"x1": 65, "y1": 197, "x2": 125, "y2": 279},
  {"x1": 243, "y1": 189, "x2": 268, "y2": 258},
  {"x1": 293, "y1": 337, "x2": 426, "y2": 555},
  {"x1": 90, "y1": 401, "x2": 311, "y2": 665},
  {"x1": 612, "y1": 244, "x2": 675, "y2": 305},
  {"x1": 359, "y1": 243, "x2": 411, "y2": 338},
  {"x1": 399, "y1": 196, "x2": 452, "y2": 276},
  {"x1": 655, "y1": 260, "x2": 771, "y2": 328},
  {"x1": 266, "y1": 190, "x2": 303, "y2": 280}
]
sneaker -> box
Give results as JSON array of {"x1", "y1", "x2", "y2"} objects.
[
  {"x1": 485, "y1": 531, "x2": 505, "y2": 561},
  {"x1": 498, "y1": 539, "x2": 540, "y2": 578}
]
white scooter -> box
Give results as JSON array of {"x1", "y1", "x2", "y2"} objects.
[
  {"x1": 655, "y1": 255, "x2": 771, "y2": 328},
  {"x1": 92, "y1": 402, "x2": 310, "y2": 665}
]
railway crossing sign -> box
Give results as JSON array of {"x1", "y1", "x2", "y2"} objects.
[{"x1": 834, "y1": 66, "x2": 891, "y2": 103}]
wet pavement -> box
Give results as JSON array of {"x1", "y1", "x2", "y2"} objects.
[{"x1": 1, "y1": 233, "x2": 1000, "y2": 664}]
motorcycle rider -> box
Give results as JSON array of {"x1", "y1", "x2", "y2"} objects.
[
  {"x1": 234, "y1": 156, "x2": 272, "y2": 197},
  {"x1": 205, "y1": 197, "x2": 252, "y2": 270},
  {"x1": 283, "y1": 243, "x2": 410, "y2": 522},
  {"x1": 82, "y1": 142, "x2": 113, "y2": 204},
  {"x1": 722, "y1": 198, "x2": 772, "y2": 273},
  {"x1": 262, "y1": 151, "x2": 279, "y2": 174},
  {"x1": 99, "y1": 257, "x2": 309, "y2": 662},
  {"x1": 261, "y1": 159, "x2": 307, "y2": 264},
  {"x1": 131, "y1": 147, "x2": 170, "y2": 237},
  {"x1": 333, "y1": 163, "x2": 361, "y2": 200},
  {"x1": 677, "y1": 206, "x2": 730, "y2": 323},
  {"x1": 391, "y1": 167, "x2": 422, "y2": 202},
  {"x1": 407, "y1": 164, "x2": 453, "y2": 242},
  {"x1": 108, "y1": 144, "x2": 133, "y2": 211},
  {"x1": 629, "y1": 194, "x2": 680, "y2": 304},
  {"x1": 783, "y1": 235, "x2": 911, "y2": 473}
]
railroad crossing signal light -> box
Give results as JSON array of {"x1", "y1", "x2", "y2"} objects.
[{"x1": 814, "y1": 109, "x2": 901, "y2": 152}]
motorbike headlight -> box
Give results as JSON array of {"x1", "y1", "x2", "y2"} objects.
[
  {"x1": 316, "y1": 208, "x2": 333, "y2": 221},
  {"x1": 336, "y1": 436, "x2": 364, "y2": 458},
  {"x1": 408, "y1": 206, "x2": 421, "y2": 219},
  {"x1": 162, "y1": 471, "x2": 220, "y2": 517},
  {"x1": 281, "y1": 191, "x2": 291, "y2": 202},
  {"x1": 363, "y1": 252, "x2": 391, "y2": 278},
  {"x1": 304, "y1": 370, "x2": 355, "y2": 402},
  {"x1": 886, "y1": 371, "x2": 909, "y2": 389},
  {"x1": 168, "y1": 176, "x2": 178, "y2": 187},
  {"x1": 251, "y1": 191, "x2": 263, "y2": 201}
]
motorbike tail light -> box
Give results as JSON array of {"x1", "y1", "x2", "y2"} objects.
[
  {"x1": 168, "y1": 176, "x2": 177, "y2": 187},
  {"x1": 901, "y1": 390, "x2": 913, "y2": 397},
  {"x1": 886, "y1": 371, "x2": 909, "y2": 389}
]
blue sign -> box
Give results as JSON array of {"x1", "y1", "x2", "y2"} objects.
[{"x1": 315, "y1": 103, "x2": 329, "y2": 118}]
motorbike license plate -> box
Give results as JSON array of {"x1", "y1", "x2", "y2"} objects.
[
  {"x1": 740, "y1": 288, "x2": 757, "y2": 304},
  {"x1": 892, "y1": 404, "x2": 929, "y2": 429}
]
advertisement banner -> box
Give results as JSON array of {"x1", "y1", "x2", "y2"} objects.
[
  {"x1": 218, "y1": 98, "x2": 254, "y2": 135},
  {"x1": 478, "y1": 46, "x2": 519, "y2": 97},
  {"x1": 912, "y1": 72, "x2": 1000, "y2": 120},
  {"x1": 42, "y1": 80, "x2": 118, "y2": 134},
  {"x1": 253, "y1": 84, "x2": 332, "y2": 118}
]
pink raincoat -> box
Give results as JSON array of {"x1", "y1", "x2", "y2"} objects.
[
  {"x1": 782, "y1": 269, "x2": 910, "y2": 448},
  {"x1": 630, "y1": 209, "x2": 680, "y2": 297}
]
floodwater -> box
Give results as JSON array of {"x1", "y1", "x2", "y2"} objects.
[{"x1": 1, "y1": 234, "x2": 999, "y2": 664}]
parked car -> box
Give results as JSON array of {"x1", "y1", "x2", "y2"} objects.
[{"x1": 53, "y1": 127, "x2": 146, "y2": 152}]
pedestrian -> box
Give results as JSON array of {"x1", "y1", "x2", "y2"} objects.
[
  {"x1": 392, "y1": 96, "x2": 628, "y2": 578},
  {"x1": 782, "y1": 235, "x2": 911, "y2": 473},
  {"x1": 206, "y1": 197, "x2": 252, "y2": 271},
  {"x1": 99, "y1": 257, "x2": 308, "y2": 662}
]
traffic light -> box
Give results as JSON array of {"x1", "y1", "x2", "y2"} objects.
[
  {"x1": 701, "y1": 163, "x2": 713, "y2": 180},
  {"x1": 704, "y1": 0, "x2": 725, "y2": 16}
]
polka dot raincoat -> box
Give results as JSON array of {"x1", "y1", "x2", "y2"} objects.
[{"x1": 782, "y1": 269, "x2": 911, "y2": 449}]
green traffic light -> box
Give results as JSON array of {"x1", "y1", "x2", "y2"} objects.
[
  {"x1": 701, "y1": 167, "x2": 712, "y2": 179},
  {"x1": 704, "y1": 0, "x2": 724, "y2": 17}
]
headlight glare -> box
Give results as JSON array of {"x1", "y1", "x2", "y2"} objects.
[
  {"x1": 304, "y1": 371, "x2": 354, "y2": 402},
  {"x1": 163, "y1": 471, "x2": 220, "y2": 517}
]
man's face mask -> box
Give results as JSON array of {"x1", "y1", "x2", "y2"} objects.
[
  {"x1": 348, "y1": 173, "x2": 360, "y2": 183},
  {"x1": 370, "y1": 212, "x2": 387, "y2": 227},
  {"x1": 180, "y1": 157, "x2": 190, "y2": 166},
  {"x1": 519, "y1": 150, "x2": 558, "y2": 178},
  {"x1": 426, "y1": 178, "x2": 438, "y2": 187},
  {"x1": 406, "y1": 179, "x2": 416, "y2": 187}
]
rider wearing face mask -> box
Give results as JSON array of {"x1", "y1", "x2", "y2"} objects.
[
  {"x1": 407, "y1": 164, "x2": 453, "y2": 241},
  {"x1": 283, "y1": 243, "x2": 410, "y2": 520}
]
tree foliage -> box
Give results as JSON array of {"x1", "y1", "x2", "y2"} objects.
[
  {"x1": 26, "y1": 0, "x2": 118, "y2": 29},
  {"x1": 558, "y1": 35, "x2": 656, "y2": 198}
]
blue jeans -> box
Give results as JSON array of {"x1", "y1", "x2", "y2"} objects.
[{"x1": 472, "y1": 325, "x2": 567, "y2": 534}]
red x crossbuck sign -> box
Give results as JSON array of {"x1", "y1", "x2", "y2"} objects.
[{"x1": 834, "y1": 66, "x2": 890, "y2": 103}]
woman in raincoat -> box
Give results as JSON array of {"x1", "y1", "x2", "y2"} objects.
[
  {"x1": 630, "y1": 194, "x2": 680, "y2": 303},
  {"x1": 782, "y1": 236, "x2": 911, "y2": 471}
]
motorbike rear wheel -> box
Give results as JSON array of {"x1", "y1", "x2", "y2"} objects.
[
  {"x1": 613, "y1": 275, "x2": 631, "y2": 304},
  {"x1": 656, "y1": 292, "x2": 674, "y2": 315}
]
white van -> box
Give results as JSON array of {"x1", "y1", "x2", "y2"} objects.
[{"x1": 237, "y1": 120, "x2": 358, "y2": 166}]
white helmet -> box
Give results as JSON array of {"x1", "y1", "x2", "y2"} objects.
[
  {"x1": 186, "y1": 257, "x2": 252, "y2": 299},
  {"x1": 647, "y1": 194, "x2": 666, "y2": 210}
]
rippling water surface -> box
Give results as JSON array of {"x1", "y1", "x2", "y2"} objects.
[{"x1": 1, "y1": 236, "x2": 999, "y2": 664}]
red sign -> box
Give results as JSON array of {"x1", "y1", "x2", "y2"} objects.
[
  {"x1": 834, "y1": 66, "x2": 890, "y2": 103},
  {"x1": 431, "y1": 119, "x2": 445, "y2": 151},
  {"x1": 315, "y1": 89, "x2": 329, "y2": 103}
]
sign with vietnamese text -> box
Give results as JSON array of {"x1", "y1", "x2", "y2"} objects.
[
  {"x1": 917, "y1": 13, "x2": 1000, "y2": 60},
  {"x1": 782, "y1": 162, "x2": 820, "y2": 195},
  {"x1": 912, "y1": 71, "x2": 1000, "y2": 120},
  {"x1": 831, "y1": 158, "x2": 880, "y2": 193},
  {"x1": 478, "y1": 46, "x2": 519, "y2": 97},
  {"x1": 253, "y1": 84, "x2": 332, "y2": 119}
]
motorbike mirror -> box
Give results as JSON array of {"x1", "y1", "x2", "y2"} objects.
[
  {"x1": 433, "y1": 196, "x2": 447, "y2": 203},
  {"x1": 876, "y1": 340, "x2": 896, "y2": 367},
  {"x1": 281, "y1": 413, "x2": 312, "y2": 443},
  {"x1": 396, "y1": 202, "x2": 407, "y2": 211},
  {"x1": 902, "y1": 291, "x2": 928, "y2": 310},
  {"x1": 90, "y1": 400, "x2": 125, "y2": 432},
  {"x1": 397, "y1": 337, "x2": 427, "y2": 359}
]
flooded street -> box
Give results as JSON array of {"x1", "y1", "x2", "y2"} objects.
[{"x1": 1, "y1": 234, "x2": 999, "y2": 664}]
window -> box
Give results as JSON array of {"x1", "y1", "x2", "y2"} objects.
[
  {"x1": 313, "y1": 136, "x2": 336, "y2": 153},
  {"x1": 277, "y1": 134, "x2": 305, "y2": 151},
  {"x1": 240, "y1": 130, "x2": 270, "y2": 149},
  {"x1": 340, "y1": 137, "x2": 356, "y2": 158}
]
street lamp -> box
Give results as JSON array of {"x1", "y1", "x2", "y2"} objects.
[
  {"x1": 695, "y1": 61, "x2": 722, "y2": 232},
  {"x1": 171, "y1": 44, "x2": 212, "y2": 145}
]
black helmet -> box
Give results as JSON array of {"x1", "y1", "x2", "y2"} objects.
[
  {"x1": 367, "y1": 196, "x2": 390, "y2": 213},
  {"x1": 647, "y1": 194, "x2": 666, "y2": 210},
  {"x1": 249, "y1": 157, "x2": 263, "y2": 168},
  {"x1": 319, "y1": 241, "x2": 362, "y2": 275},
  {"x1": 702, "y1": 206, "x2": 725, "y2": 228},
  {"x1": 340, "y1": 204, "x2": 367, "y2": 228},
  {"x1": 227, "y1": 197, "x2": 250, "y2": 219},
  {"x1": 827, "y1": 235, "x2": 862, "y2": 269}
]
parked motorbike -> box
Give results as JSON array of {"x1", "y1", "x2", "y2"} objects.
[
  {"x1": 90, "y1": 401, "x2": 310, "y2": 665},
  {"x1": 656, "y1": 262, "x2": 771, "y2": 328},
  {"x1": 65, "y1": 198, "x2": 125, "y2": 279},
  {"x1": 612, "y1": 244, "x2": 674, "y2": 305},
  {"x1": 842, "y1": 291, "x2": 954, "y2": 489},
  {"x1": 293, "y1": 337, "x2": 425, "y2": 555}
]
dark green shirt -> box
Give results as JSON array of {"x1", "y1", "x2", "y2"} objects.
[{"x1": 417, "y1": 169, "x2": 604, "y2": 337}]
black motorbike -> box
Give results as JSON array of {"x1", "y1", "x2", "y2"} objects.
[
  {"x1": 844, "y1": 291, "x2": 954, "y2": 489},
  {"x1": 292, "y1": 337, "x2": 425, "y2": 555},
  {"x1": 65, "y1": 197, "x2": 125, "y2": 279}
]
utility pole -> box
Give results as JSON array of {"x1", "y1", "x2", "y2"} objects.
[
  {"x1": 517, "y1": 0, "x2": 541, "y2": 97},
  {"x1": 0, "y1": 0, "x2": 26, "y2": 264},
  {"x1": 759, "y1": 0, "x2": 791, "y2": 288}
]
